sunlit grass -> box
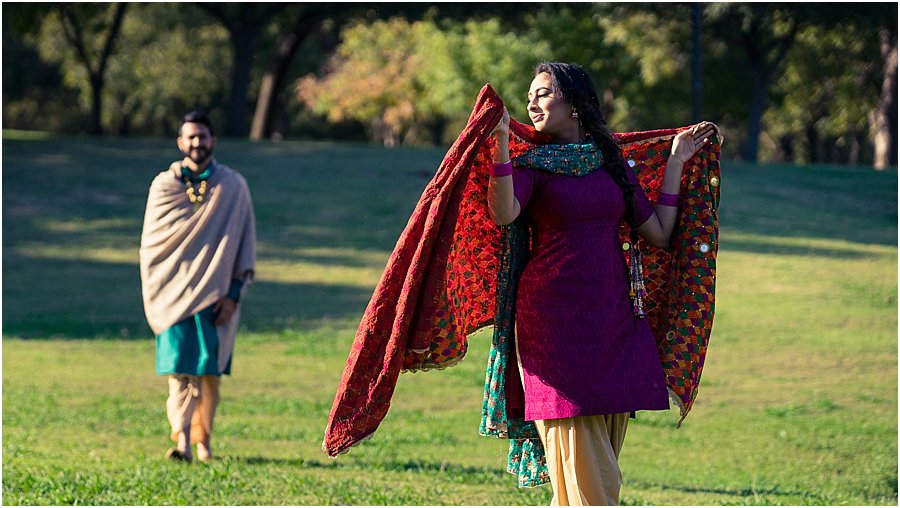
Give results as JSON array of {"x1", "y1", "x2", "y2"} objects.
[
  {"x1": 2, "y1": 136, "x2": 897, "y2": 504},
  {"x1": 2, "y1": 129, "x2": 56, "y2": 140}
]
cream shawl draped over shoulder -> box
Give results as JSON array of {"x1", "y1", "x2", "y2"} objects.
[{"x1": 140, "y1": 160, "x2": 256, "y2": 352}]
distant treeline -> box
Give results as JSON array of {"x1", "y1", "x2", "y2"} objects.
[{"x1": 2, "y1": 3, "x2": 896, "y2": 167}]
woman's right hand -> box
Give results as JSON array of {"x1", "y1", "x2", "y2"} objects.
[
  {"x1": 494, "y1": 107, "x2": 510, "y2": 135},
  {"x1": 487, "y1": 106, "x2": 520, "y2": 225}
]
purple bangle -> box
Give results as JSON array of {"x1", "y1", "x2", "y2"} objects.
[
  {"x1": 490, "y1": 160, "x2": 513, "y2": 177},
  {"x1": 657, "y1": 192, "x2": 680, "y2": 207}
]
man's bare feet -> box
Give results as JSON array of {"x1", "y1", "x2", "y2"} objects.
[
  {"x1": 165, "y1": 447, "x2": 192, "y2": 463},
  {"x1": 196, "y1": 441, "x2": 212, "y2": 462}
]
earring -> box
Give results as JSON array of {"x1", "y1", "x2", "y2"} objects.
[{"x1": 571, "y1": 111, "x2": 579, "y2": 119}]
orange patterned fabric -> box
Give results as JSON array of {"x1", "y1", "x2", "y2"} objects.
[
  {"x1": 322, "y1": 84, "x2": 719, "y2": 457},
  {"x1": 615, "y1": 129, "x2": 720, "y2": 424}
]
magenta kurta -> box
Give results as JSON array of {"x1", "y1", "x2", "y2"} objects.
[{"x1": 513, "y1": 162, "x2": 670, "y2": 421}]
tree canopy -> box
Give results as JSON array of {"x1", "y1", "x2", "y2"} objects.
[{"x1": 3, "y1": 2, "x2": 896, "y2": 167}]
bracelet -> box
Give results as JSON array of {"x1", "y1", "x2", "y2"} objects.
[
  {"x1": 490, "y1": 160, "x2": 513, "y2": 177},
  {"x1": 656, "y1": 192, "x2": 680, "y2": 207}
]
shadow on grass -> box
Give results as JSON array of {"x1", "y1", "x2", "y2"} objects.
[
  {"x1": 233, "y1": 455, "x2": 505, "y2": 478},
  {"x1": 627, "y1": 480, "x2": 828, "y2": 503},
  {"x1": 239, "y1": 279, "x2": 371, "y2": 333},
  {"x1": 2, "y1": 254, "x2": 374, "y2": 339},
  {"x1": 5, "y1": 137, "x2": 897, "y2": 343},
  {"x1": 719, "y1": 235, "x2": 887, "y2": 259},
  {"x1": 718, "y1": 163, "x2": 897, "y2": 249}
]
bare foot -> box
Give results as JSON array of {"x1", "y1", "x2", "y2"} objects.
[
  {"x1": 169, "y1": 430, "x2": 193, "y2": 462},
  {"x1": 165, "y1": 447, "x2": 193, "y2": 463},
  {"x1": 196, "y1": 442, "x2": 212, "y2": 462}
]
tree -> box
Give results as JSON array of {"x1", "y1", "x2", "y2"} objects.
[
  {"x1": 2, "y1": 7, "x2": 82, "y2": 132},
  {"x1": 249, "y1": 3, "x2": 372, "y2": 141},
  {"x1": 691, "y1": 3, "x2": 704, "y2": 123},
  {"x1": 590, "y1": 3, "x2": 694, "y2": 131},
  {"x1": 296, "y1": 18, "x2": 428, "y2": 147},
  {"x1": 58, "y1": 3, "x2": 128, "y2": 135},
  {"x1": 872, "y1": 24, "x2": 897, "y2": 169},
  {"x1": 706, "y1": 4, "x2": 804, "y2": 162},
  {"x1": 252, "y1": 3, "x2": 537, "y2": 141},
  {"x1": 297, "y1": 16, "x2": 549, "y2": 146},
  {"x1": 249, "y1": 12, "x2": 322, "y2": 141},
  {"x1": 26, "y1": 3, "x2": 128, "y2": 135},
  {"x1": 746, "y1": 4, "x2": 897, "y2": 166},
  {"x1": 198, "y1": 3, "x2": 286, "y2": 137},
  {"x1": 101, "y1": 3, "x2": 231, "y2": 137},
  {"x1": 767, "y1": 24, "x2": 874, "y2": 163}
]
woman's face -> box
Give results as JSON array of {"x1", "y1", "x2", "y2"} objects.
[{"x1": 526, "y1": 72, "x2": 578, "y2": 139}]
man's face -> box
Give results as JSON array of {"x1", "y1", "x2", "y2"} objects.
[{"x1": 177, "y1": 122, "x2": 216, "y2": 166}]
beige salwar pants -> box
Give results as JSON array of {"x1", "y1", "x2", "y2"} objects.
[
  {"x1": 166, "y1": 375, "x2": 220, "y2": 445},
  {"x1": 514, "y1": 330, "x2": 629, "y2": 505},
  {"x1": 535, "y1": 413, "x2": 630, "y2": 506}
]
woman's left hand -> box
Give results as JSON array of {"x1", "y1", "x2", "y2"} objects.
[{"x1": 670, "y1": 121, "x2": 718, "y2": 165}]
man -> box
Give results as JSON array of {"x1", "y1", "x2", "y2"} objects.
[{"x1": 140, "y1": 111, "x2": 256, "y2": 463}]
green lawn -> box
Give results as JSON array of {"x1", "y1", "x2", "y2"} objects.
[{"x1": 3, "y1": 132, "x2": 897, "y2": 505}]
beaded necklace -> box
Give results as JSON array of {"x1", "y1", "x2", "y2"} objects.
[{"x1": 180, "y1": 164, "x2": 213, "y2": 212}]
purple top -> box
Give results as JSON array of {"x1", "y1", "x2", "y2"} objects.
[{"x1": 513, "y1": 163, "x2": 669, "y2": 420}]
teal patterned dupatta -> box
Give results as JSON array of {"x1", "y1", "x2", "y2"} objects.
[{"x1": 479, "y1": 142, "x2": 603, "y2": 488}]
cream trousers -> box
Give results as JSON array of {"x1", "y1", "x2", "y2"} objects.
[
  {"x1": 535, "y1": 413, "x2": 630, "y2": 506},
  {"x1": 515, "y1": 331, "x2": 630, "y2": 505},
  {"x1": 166, "y1": 375, "x2": 220, "y2": 445}
]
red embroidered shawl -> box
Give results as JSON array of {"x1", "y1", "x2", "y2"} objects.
[{"x1": 323, "y1": 84, "x2": 720, "y2": 457}]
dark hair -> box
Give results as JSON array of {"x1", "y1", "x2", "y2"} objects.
[
  {"x1": 180, "y1": 110, "x2": 214, "y2": 137},
  {"x1": 534, "y1": 61, "x2": 637, "y2": 227}
]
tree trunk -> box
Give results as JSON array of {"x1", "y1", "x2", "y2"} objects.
[
  {"x1": 743, "y1": 70, "x2": 766, "y2": 162},
  {"x1": 777, "y1": 134, "x2": 793, "y2": 163},
  {"x1": 200, "y1": 4, "x2": 286, "y2": 138},
  {"x1": 691, "y1": 3, "x2": 703, "y2": 123},
  {"x1": 430, "y1": 115, "x2": 447, "y2": 145},
  {"x1": 225, "y1": 33, "x2": 260, "y2": 137},
  {"x1": 250, "y1": 32, "x2": 304, "y2": 140},
  {"x1": 89, "y1": 75, "x2": 104, "y2": 135},
  {"x1": 805, "y1": 123, "x2": 818, "y2": 163},
  {"x1": 873, "y1": 27, "x2": 898, "y2": 170},
  {"x1": 737, "y1": 12, "x2": 798, "y2": 162},
  {"x1": 58, "y1": 3, "x2": 127, "y2": 135}
]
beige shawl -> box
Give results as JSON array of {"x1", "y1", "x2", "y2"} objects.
[{"x1": 140, "y1": 159, "x2": 256, "y2": 370}]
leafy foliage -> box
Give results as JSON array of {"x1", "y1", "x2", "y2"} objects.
[
  {"x1": 2, "y1": 3, "x2": 895, "y2": 165},
  {"x1": 101, "y1": 3, "x2": 231, "y2": 136},
  {"x1": 297, "y1": 17, "x2": 548, "y2": 146},
  {"x1": 765, "y1": 22, "x2": 884, "y2": 163}
]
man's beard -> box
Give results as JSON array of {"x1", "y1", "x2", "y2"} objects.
[{"x1": 184, "y1": 146, "x2": 212, "y2": 165}]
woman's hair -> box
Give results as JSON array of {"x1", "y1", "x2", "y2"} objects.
[{"x1": 534, "y1": 61, "x2": 637, "y2": 227}]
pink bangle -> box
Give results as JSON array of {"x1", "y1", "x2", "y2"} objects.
[
  {"x1": 490, "y1": 160, "x2": 513, "y2": 177},
  {"x1": 656, "y1": 192, "x2": 680, "y2": 207}
]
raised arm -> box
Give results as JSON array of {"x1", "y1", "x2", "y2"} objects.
[
  {"x1": 635, "y1": 121, "x2": 718, "y2": 248},
  {"x1": 486, "y1": 107, "x2": 522, "y2": 226}
]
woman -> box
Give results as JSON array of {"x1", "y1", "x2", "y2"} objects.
[{"x1": 487, "y1": 62, "x2": 717, "y2": 505}]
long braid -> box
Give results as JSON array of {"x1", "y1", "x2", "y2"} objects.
[
  {"x1": 578, "y1": 102, "x2": 638, "y2": 228},
  {"x1": 535, "y1": 62, "x2": 647, "y2": 317}
]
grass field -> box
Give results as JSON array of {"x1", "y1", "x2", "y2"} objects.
[{"x1": 3, "y1": 131, "x2": 897, "y2": 505}]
